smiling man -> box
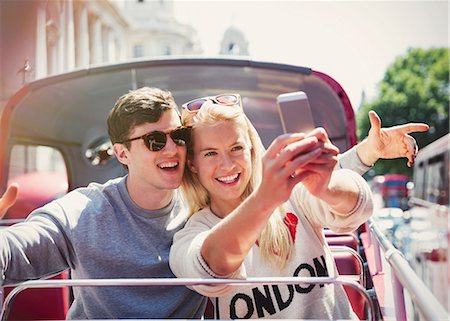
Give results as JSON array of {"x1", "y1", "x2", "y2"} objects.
[{"x1": 0, "y1": 87, "x2": 206, "y2": 319}]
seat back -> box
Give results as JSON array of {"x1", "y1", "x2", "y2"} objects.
[
  {"x1": 3, "y1": 272, "x2": 70, "y2": 320},
  {"x1": 325, "y1": 233, "x2": 359, "y2": 251}
]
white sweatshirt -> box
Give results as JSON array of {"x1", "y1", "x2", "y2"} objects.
[{"x1": 170, "y1": 169, "x2": 372, "y2": 320}]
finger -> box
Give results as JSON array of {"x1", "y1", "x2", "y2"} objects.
[
  {"x1": 302, "y1": 152, "x2": 339, "y2": 165},
  {"x1": 275, "y1": 136, "x2": 320, "y2": 166},
  {"x1": 300, "y1": 139, "x2": 339, "y2": 156},
  {"x1": 302, "y1": 160, "x2": 338, "y2": 173},
  {"x1": 368, "y1": 110, "x2": 382, "y2": 137},
  {"x1": 404, "y1": 135, "x2": 418, "y2": 154},
  {"x1": 321, "y1": 142, "x2": 340, "y2": 156},
  {"x1": 305, "y1": 127, "x2": 329, "y2": 143},
  {"x1": 265, "y1": 133, "x2": 307, "y2": 160},
  {"x1": 404, "y1": 134, "x2": 418, "y2": 167},
  {"x1": 0, "y1": 183, "x2": 19, "y2": 218},
  {"x1": 391, "y1": 123, "x2": 429, "y2": 135},
  {"x1": 288, "y1": 169, "x2": 315, "y2": 185},
  {"x1": 282, "y1": 147, "x2": 322, "y2": 178}
]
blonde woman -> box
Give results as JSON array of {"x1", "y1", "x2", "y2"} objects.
[{"x1": 169, "y1": 94, "x2": 373, "y2": 320}]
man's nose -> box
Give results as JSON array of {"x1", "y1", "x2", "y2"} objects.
[{"x1": 161, "y1": 135, "x2": 178, "y2": 154}]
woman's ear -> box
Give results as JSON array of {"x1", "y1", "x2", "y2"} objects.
[{"x1": 187, "y1": 159, "x2": 198, "y2": 173}]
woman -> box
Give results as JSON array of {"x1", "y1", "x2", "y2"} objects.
[{"x1": 169, "y1": 93, "x2": 373, "y2": 319}]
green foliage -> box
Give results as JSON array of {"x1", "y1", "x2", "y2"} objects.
[{"x1": 357, "y1": 47, "x2": 449, "y2": 178}]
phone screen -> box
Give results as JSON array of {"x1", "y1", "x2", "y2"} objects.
[{"x1": 276, "y1": 91, "x2": 315, "y2": 134}]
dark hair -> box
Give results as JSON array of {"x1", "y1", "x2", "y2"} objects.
[{"x1": 107, "y1": 87, "x2": 179, "y2": 149}]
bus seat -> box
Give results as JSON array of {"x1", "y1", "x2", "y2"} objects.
[
  {"x1": 3, "y1": 272, "x2": 70, "y2": 320},
  {"x1": 326, "y1": 234, "x2": 359, "y2": 251},
  {"x1": 323, "y1": 229, "x2": 357, "y2": 237}
]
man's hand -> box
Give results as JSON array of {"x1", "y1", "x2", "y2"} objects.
[
  {"x1": 0, "y1": 183, "x2": 18, "y2": 219},
  {"x1": 358, "y1": 110, "x2": 429, "y2": 167}
]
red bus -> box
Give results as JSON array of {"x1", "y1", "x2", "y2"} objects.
[
  {"x1": 373, "y1": 174, "x2": 410, "y2": 210},
  {"x1": 0, "y1": 58, "x2": 447, "y2": 321}
]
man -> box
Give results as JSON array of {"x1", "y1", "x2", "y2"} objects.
[
  {"x1": 0, "y1": 87, "x2": 428, "y2": 318},
  {"x1": 0, "y1": 87, "x2": 206, "y2": 318}
]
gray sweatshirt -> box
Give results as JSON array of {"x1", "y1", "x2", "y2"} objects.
[{"x1": 0, "y1": 176, "x2": 206, "y2": 319}]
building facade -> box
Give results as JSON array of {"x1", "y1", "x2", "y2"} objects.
[
  {"x1": 0, "y1": 0, "x2": 248, "y2": 110},
  {"x1": 120, "y1": 0, "x2": 201, "y2": 58},
  {"x1": 0, "y1": 0, "x2": 129, "y2": 109}
]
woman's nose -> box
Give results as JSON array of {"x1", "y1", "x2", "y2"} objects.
[{"x1": 220, "y1": 154, "x2": 235, "y2": 170}]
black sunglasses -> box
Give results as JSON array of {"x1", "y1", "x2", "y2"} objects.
[
  {"x1": 182, "y1": 93, "x2": 241, "y2": 112},
  {"x1": 122, "y1": 126, "x2": 191, "y2": 152}
]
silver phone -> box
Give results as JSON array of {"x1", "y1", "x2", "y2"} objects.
[{"x1": 276, "y1": 91, "x2": 315, "y2": 134}]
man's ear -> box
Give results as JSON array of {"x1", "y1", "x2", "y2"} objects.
[
  {"x1": 114, "y1": 143, "x2": 130, "y2": 166},
  {"x1": 187, "y1": 159, "x2": 198, "y2": 173}
]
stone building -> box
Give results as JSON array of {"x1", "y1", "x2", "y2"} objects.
[
  {"x1": 120, "y1": 0, "x2": 201, "y2": 58},
  {"x1": 219, "y1": 25, "x2": 249, "y2": 56}
]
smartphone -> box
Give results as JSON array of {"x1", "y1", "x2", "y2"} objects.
[{"x1": 276, "y1": 91, "x2": 315, "y2": 134}]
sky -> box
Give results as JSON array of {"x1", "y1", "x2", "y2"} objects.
[{"x1": 173, "y1": 0, "x2": 448, "y2": 109}]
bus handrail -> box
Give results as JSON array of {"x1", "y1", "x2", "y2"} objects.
[
  {"x1": 408, "y1": 197, "x2": 449, "y2": 211},
  {"x1": 1, "y1": 276, "x2": 374, "y2": 321},
  {"x1": 367, "y1": 217, "x2": 449, "y2": 321},
  {"x1": 329, "y1": 245, "x2": 365, "y2": 287}
]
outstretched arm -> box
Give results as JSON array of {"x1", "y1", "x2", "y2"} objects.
[
  {"x1": 356, "y1": 110, "x2": 429, "y2": 167},
  {"x1": 0, "y1": 183, "x2": 18, "y2": 219},
  {"x1": 201, "y1": 132, "x2": 336, "y2": 276}
]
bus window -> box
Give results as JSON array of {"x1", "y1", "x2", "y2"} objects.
[
  {"x1": 426, "y1": 154, "x2": 449, "y2": 205},
  {"x1": 413, "y1": 134, "x2": 450, "y2": 207},
  {"x1": 413, "y1": 161, "x2": 426, "y2": 201},
  {"x1": 381, "y1": 174, "x2": 410, "y2": 210},
  {"x1": 6, "y1": 144, "x2": 68, "y2": 219}
]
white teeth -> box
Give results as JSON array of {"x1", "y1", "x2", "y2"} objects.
[
  {"x1": 217, "y1": 174, "x2": 239, "y2": 183},
  {"x1": 159, "y1": 161, "x2": 178, "y2": 169}
]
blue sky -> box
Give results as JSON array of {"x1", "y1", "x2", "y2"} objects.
[{"x1": 174, "y1": 0, "x2": 448, "y2": 109}]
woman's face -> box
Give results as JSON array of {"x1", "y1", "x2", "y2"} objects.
[{"x1": 189, "y1": 120, "x2": 253, "y2": 217}]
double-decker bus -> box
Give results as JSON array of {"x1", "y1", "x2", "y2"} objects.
[
  {"x1": 0, "y1": 57, "x2": 447, "y2": 321},
  {"x1": 373, "y1": 174, "x2": 410, "y2": 210}
]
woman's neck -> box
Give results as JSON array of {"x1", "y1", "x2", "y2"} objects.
[{"x1": 210, "y1": 198, "x2": 242, "y2": 219}]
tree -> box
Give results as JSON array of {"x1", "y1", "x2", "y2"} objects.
[{"x1": 357, "y1": 47, "x2": 449, "y2": 177}]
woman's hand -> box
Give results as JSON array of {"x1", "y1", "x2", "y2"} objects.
[
  {"x1": 257, "y1": 129, "x2": 339, "y2": 207},
  {"x1": 358, "y1": 111, "x2": 429, "y2": 167},
  {"x1": 297, "y1": 128, "x2": 340, "y2": 198}
]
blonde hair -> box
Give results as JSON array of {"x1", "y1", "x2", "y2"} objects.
[{"x1": 181, "y1": 101, "x2": 293, "y2": 269}]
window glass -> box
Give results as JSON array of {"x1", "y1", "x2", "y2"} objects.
[
  {"x1": 426, "y1": 154, "x2": 449, "y2": 205},
  {"x1": 6, "y1": 145, "x2": 68, "y2": 219},
  {"x1": 133, "y1": 44, "x2": 144, "y2": 58}
]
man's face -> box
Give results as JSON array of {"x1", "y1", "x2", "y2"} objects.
[{"x1": 115, "y1": 109, "x2": 187, "y2": 194}]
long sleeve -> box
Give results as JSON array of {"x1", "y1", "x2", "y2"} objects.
[
  {"x1": 337, "y1": 146, "x2": 372, "y2": 175},
  {"x1": 292, "y1": 169, "x2": 373, "y2": 233},
  {"x1": 0, "y1": 202, "x2": 73, "y2": 286},
  {"x1": 169, "y1": 209, "x2": 246, "y2": 297}
]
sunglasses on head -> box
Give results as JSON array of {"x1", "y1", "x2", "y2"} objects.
[
  {"x1": 182, "y1": 93, "x2": 241, "y2": 112},
  {"x1": 122, "y1": 126, "x2": 191, "y2": 152}
]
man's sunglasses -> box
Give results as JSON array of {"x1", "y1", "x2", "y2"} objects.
[
  {"x1": 182, "y1": 93, "x2": 241, "y2": 112},
  {"x1": 122, "y1": 126, "x2": 191, "y2": 152}
]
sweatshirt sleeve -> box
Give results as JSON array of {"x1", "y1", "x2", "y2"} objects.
[
  {"x1": 292, "y1": 169, "x2": 373, "y2": 233},
  {"x1": 0, "y1": 201, "x2": 72, "y2": 286},
  {"x1": 336, "y1": 146, "x2": 372, "y2": 175},
  {"x1": 169, "y1": 211, "x2": 246, "y2": 297}
]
